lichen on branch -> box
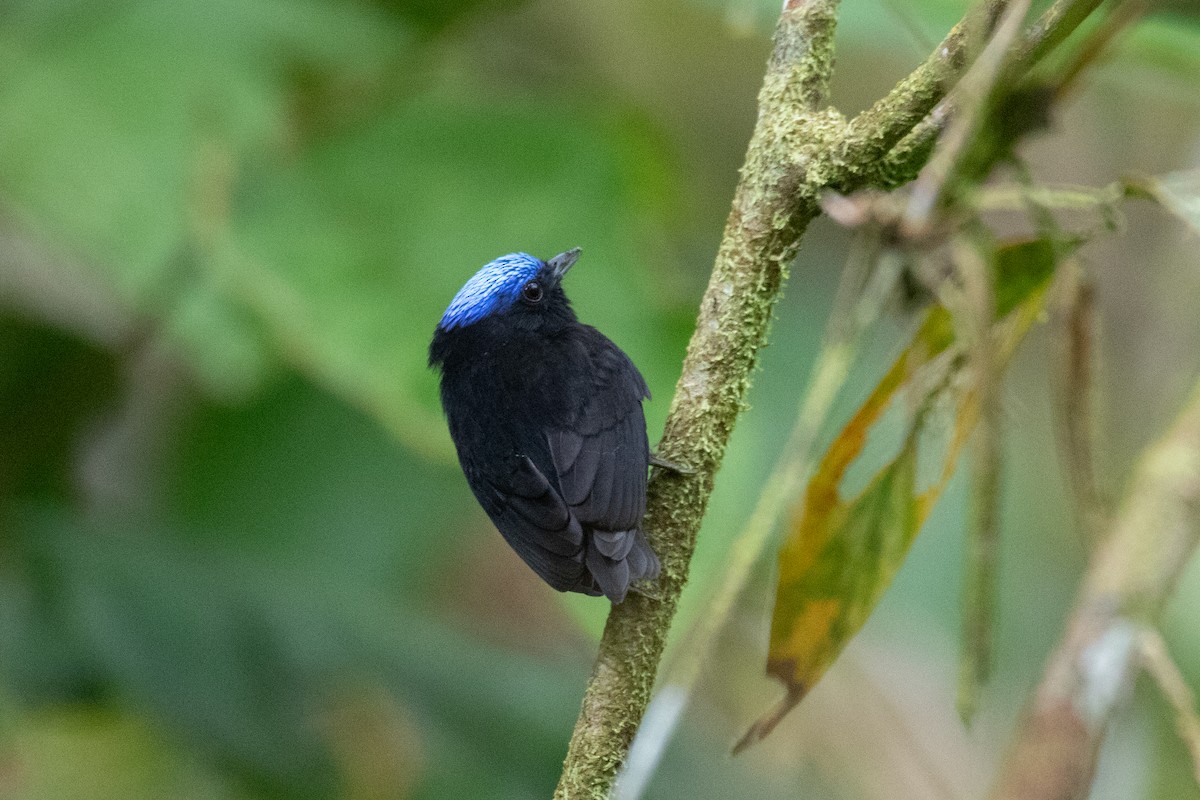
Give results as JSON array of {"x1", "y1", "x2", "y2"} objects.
[
  {"x1": 554, "y1": 3, "x2": 843, "y2": 796},
  {"x1": 554, "y1": 0, "x2": 1112, "y2": 796}
]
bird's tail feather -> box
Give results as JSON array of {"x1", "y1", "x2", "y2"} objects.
[{"x1": 584, "y1": 529, "x2": 660, "y2": 603}]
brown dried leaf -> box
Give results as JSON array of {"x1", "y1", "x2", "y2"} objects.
[{"x1": 737, "y1": 239, "x2": 1058, "y2": 751}]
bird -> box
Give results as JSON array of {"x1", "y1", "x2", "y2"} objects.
[{"x1": 428, "y1": 248, "x2": 660, "y2": 603}]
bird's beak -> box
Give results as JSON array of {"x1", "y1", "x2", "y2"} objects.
[{"x1": 548, "y1": 247, "x2": 582, "y2": 282}]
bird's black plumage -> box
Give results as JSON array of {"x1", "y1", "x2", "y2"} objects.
[{"x1": 429, "y1": 249, "x2": 660, "y2": 602}]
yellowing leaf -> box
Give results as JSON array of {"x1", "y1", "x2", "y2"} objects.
[{"x1": 737, "y1": 238, "x2": 1058, "y2": 751}]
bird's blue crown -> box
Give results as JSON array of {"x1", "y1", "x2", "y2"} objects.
[{"x1": 438, "y1": 253, "x2": 543, "y2": 331}]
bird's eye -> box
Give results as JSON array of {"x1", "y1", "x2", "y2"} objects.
[{"x1": 521, "y1": 280, "x2": 544, "y2": 304}]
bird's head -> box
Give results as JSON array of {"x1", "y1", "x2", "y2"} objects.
[{"x1": 436, "y1": 248, "x2": 582, "y2": 334}]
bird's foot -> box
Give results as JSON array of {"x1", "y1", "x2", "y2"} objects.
[
  {"x1": 650, "y1": 453, "x2": 695, "y2": 475},
  {"x1": 629, "y1": 577, "x2": 664, "y2": 601}
]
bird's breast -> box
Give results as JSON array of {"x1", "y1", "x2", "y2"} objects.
[{"x1": 443, "y1": 340, "x2": 573, "y2": 430}]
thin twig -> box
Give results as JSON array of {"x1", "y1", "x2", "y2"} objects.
[
  {"x1": 1018, "y1": 0, "x2": 1108, "y2": 67},
  {"x1": 952, "y1": 235, "x2": 1002, "y2": 724},
  {"x1": 901, "y1": 0, "x2": 1032, "y2": 237},
  {"x1": 1140, "y1": 629, "x2": 1200, "y2": 785},
  {"x1": 895, "y1": 0, "x2": 1034, "y2": 717},
  {"x1": 989, "y1": 378, "x2": 1200, "y2": 800},
  {"x1": 1053, "y1": 265, "x2": 1109, "y2": 543},
  {"x1": 841, "y1": 0, "x2": 1011, "y2": 169},
  {"x1": 870, "y1": 0, "x2": 1110, "y2": 191}
]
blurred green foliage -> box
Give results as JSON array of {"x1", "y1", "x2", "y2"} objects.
[{"x1": 1, "y1": 0, "x2": 1199, "y2": 798}]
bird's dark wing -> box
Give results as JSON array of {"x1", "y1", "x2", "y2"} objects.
[
  {"x1": 469, "y1": 330, "x2": 657, "y2": 601},
  {"x1": 551, "y1": 333, "x2": 650, "y2": 524},
  {"x1": 548, "y1": 406, "x2": 646, "y2": 533},
  {"x1": 478, "y1": 453, "x2": 595, "y2": 594},
  {"x1": 542, "y1": 335, "x2": 657, "y2": 601}
]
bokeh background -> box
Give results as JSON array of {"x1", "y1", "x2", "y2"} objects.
[{"x1": 1, "y1": 0, "x2": 1199, "y2": 798}]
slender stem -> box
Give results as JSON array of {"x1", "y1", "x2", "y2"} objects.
[
  {"x1": 1140, "y1": 630, "x2": 1200, "y2": 783},
  {"x1": 1052, "y1": 265, "x2": 1109, "y2": 543},
  {"x1": 868, "y1": 0, "x2": 1111, "y2": 191},
  {"x1": 953, "y1": 235, "x2": 1002, "y2": 724},
  {"x1": 989, "y1": 378, "x2": 1200, "y2": 800},
  {"x1": 1019, "y1": 0, "x2": 1108, "y2": 66},
  {"x1": 839, "y1": 0, "x2": 1010, "y2": 171},
  {"x1": 900, "y1": 0, "x2": 1031, "y2": 236}
]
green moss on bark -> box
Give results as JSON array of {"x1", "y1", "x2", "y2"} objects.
[{"x1": 553, "y1": 0, "x2": 1110, "y2": 796}]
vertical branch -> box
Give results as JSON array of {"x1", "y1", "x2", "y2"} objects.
[
  {"x1": 953, "y1": 236, "x2": 1002, "y2": 724},
  {"x1": 1053, "y1": 267, "x2": 1108, "y2": 542},
  {"x1": 553, "y1": 1, "x2": 843, "y2": 796}
]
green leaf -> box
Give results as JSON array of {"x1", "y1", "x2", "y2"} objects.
[
  {"x1": 1118, "y1": 15, "x2": 1200, "y2": 84},
  {"x1": 771, "y1": 430, "x2": 921, "y2": 687},
  {"x1": 0, "y1": 317, "x2": 119, "y2": 503},
  {"x1": 994, "y1": 236, "x2": 1067, "y2": 317},
  {"x1": 373, "y1": 0, "x2": 527, "y2": 33}
]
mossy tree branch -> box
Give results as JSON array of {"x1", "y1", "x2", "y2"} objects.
[
  {"x1": 553, "y1": 4, "x2": 842, "y2": 796},
  {"x1": 839, "y1": 0, "x2": 1010, "y2": 168},
  {"x1": 554, "y1": 1, "x2": 1111, "y2": 796},
  {"x1": 863, "y1": 0, "x2": 1110, "y2": 190}
]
